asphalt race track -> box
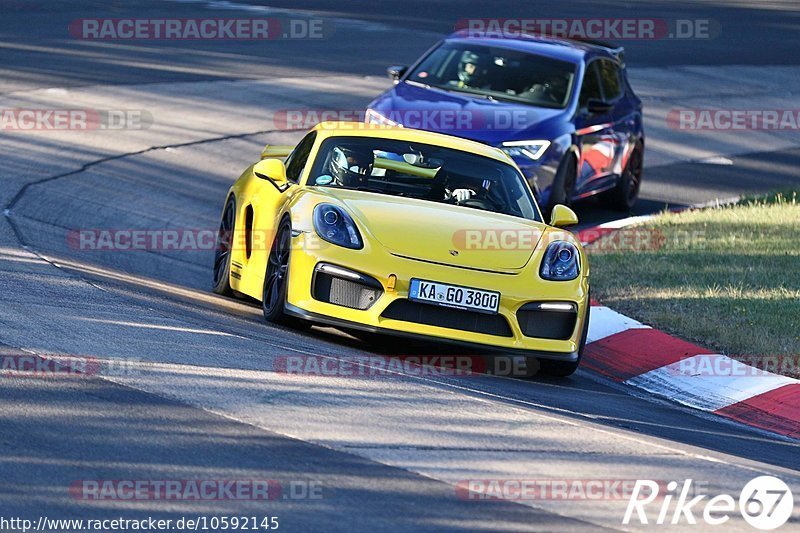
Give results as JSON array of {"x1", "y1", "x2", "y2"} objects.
[{"x1": 1, "y1": 1, "x2": 799, "y2": 531}]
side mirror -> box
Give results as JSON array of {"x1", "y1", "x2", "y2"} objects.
[
  {"x1": 253, "y1": 159, "x2": 288, "y2": 190},
  {"x1": 549, "y1": 204, "x2": 579, "y2": 227},
  {"x1": 586, "y1": 99, "x2": 614, "y2": 115},
  {"x1": 387, "y1": 65, "x2": 408, "y2": 82}
]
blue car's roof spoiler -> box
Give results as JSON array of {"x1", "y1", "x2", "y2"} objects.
[
  {"x1": 449, "y1": 30, "x2": 626, "y2": 66},
  {"x1": 568, "y1": 37, "x2": 625, "y2": 65}
]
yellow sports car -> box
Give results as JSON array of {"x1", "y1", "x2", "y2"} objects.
[{"x1": 213, "y1": 122, "x2": 590, "y2": 376}]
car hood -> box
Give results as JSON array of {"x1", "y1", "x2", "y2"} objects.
[
  {"x1": 326, "y1": 189, "x2": 545, "y2": 272},
  {"x1": 371, "y1": 82, "x2": 566, "y2": 145}
]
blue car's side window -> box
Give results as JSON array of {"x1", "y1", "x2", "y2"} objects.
[
  {"x1": 579, "y1": 62, "x2": 603, "y2": 107},
  {"x1": 598, "y1": 60, "x2": 623, "y2": 101}
]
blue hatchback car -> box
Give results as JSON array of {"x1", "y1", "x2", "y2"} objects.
[{"x1": 366, "y1": 31, "x2": 645, "y2": 213}]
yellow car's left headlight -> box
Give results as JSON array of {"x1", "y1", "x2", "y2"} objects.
[
  {"x1": 313, "y1": 204, "x2": 364, "y2": 250},
  {"x1": 540, "y1": 241, "x2": 580, "y2": 281}
]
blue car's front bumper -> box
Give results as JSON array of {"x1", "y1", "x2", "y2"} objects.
[{"x1": 507, "y1": 148, "x2": 563, "y2": 207}]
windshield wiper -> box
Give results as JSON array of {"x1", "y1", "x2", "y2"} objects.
[
  {"x1": 430, "y1": 84, "x2": 558, "y2": 107},
  {"x1": 427, "y1": 83, "x2": 500, "y2": 102},
  {"x1": 350, "y1": 186, "x2": 413, "y2": 198},
  {"x1": 406, "y1": 80, "x2": 431, "y2": 89}
]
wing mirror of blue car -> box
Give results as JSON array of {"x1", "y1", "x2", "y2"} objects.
[
  {"x1": 253, "y1": 159, "x2": 289, "y2": 191},
  {"x1": 586, "y1": 99, "x2": 614, "y2": 115},
  {"x1": 549, "y1": 204, "x2": 579, "y2": 228},
  {"x1": 387, "y1": 65, "x2": 408, "y2": 82}
]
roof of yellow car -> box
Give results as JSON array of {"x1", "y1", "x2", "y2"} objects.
[{"x1": 311, "y1": 121, "x2": 512, "y2": 164}]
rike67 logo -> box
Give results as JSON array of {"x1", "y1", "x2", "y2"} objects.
[{"x1": 624, "y1": 476, "x2": 794, "y2": 530}]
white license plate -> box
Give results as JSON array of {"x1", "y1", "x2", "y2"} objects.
[{"x1": 408, "y1": 279, "x2": 500, "y2": 314}]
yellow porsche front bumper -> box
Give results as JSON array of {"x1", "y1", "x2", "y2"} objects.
[{"x1": 285, "y1": 232, "x2": 590, "y2": 361}]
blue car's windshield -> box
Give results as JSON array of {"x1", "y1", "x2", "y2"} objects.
[
  {"x1": 407, "y1": 42, "x2": 576, "y2": 109},
  {"x1": 308, "y1": 136, "x2": 540, "y2": 221}
]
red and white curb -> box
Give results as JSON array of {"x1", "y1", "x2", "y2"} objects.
[
  {"x1": 577, "y1": 215, "x2": 800, "y2": 439},
  {"x1": 583, "y1": 307, "x2": 800, "y2": 438},
  {"x1": 576, "y1": 215, "x2": 657, "y2": 246}
]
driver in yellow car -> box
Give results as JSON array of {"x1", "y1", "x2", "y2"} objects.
[{"x1": 329, "y1": 144, "x2": 480, "y2": 204}]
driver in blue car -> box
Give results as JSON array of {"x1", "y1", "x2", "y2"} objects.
[{"x1": 451, "y1": 50, "x2": 488, "y2": 90}]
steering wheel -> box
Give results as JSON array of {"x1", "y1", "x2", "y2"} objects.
[{"x1": 460, "y1": 197, "x2": 497, "y2": 212}]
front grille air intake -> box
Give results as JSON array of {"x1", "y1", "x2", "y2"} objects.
[
  {"x1": 381, "y1": 299, "x2": 513, "y2": 337},
  {"x1": 312, "y1": 264, "x2": 382, "y2": 310},
  {"x1": 516, "y1": 302, "x2": 577, "y2": 340}
]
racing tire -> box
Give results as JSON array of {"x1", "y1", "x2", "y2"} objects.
[
  {"x1": 262, "y1": 218, "x2": 308, "y2": 329},
  {"x1": 534, "y1": 300, "x2": 591, "y2": 378},
  {"x1": 603, "y1": 141, "x2": 643, "y2": 211},
  {"x1": 212, "y1": 195, "x2": 236, "y2": 296},
  {"x1": 545, "y1": 154, "x2": 578, "y2": 218}
]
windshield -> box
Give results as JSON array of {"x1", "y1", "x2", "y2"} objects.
[
  {"x1": 407, "y1": 42, "x2": 576, "y2": 109},
  {"x1": 308, "y1": 136, "x2": 540, "y2": 221}
]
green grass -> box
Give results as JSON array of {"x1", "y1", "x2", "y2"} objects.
[{"x1": 589, "y1": 190, "x2": 800, "y2": 376}]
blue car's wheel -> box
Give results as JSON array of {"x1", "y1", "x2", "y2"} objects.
[
  {"x1": 545, "y1": 154, "x2": 577, "y2": 216},
  {"x1": 604, "y1": 141, "x2": 643, "y2": 211}
]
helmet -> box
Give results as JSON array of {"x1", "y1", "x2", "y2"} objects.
[
  {"x1": 457, "y1": 50, "x2": 483, "y2": 86},
  {"x1": 329, "y1": 145, "x2": 374, "y2": 187}
]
